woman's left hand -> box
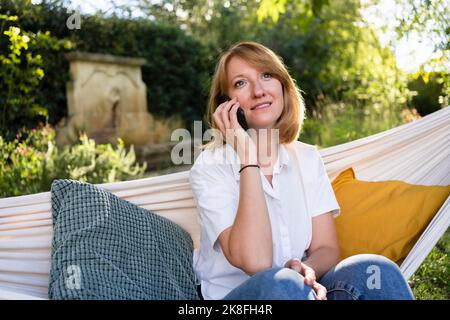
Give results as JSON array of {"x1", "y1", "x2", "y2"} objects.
[{"x1": 284, "y1": 258, "x2": 328, "y2": 300}]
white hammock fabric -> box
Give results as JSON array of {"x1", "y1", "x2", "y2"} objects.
[{"x1": 0, "y1": 106, "x2": 449, "y2": 300}]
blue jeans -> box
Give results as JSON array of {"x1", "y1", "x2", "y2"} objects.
[{"x1": 223, "y1": 254, "x2": 415, "y2": 300}]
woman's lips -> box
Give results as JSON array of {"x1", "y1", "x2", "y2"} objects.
[{"x1": 252, "y1": 103, "x2": 271, "y2": 110}]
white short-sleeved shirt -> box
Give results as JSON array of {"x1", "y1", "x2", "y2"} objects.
[{"x1": 189, "y1": 141, "x2": 340, "y2": 300}]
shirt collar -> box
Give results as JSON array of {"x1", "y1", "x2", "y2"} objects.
[{"x1": 276, "y1": 143, "x2": 291, "y2": 172}]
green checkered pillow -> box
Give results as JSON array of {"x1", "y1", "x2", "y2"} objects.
[{"x1": 48, "y1": 179, "x2": 199, "y2": 300}]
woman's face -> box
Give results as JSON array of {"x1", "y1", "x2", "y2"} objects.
[{"x1": 226, "y1": 56, "x2": 284, "y2": 130}]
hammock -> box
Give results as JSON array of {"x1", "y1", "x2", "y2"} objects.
[{"x1": 0, "y1": 107, "x2": 449, "y2": 300}]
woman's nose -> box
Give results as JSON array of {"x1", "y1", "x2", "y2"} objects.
[{"x1": 252, "y1": 80, "x2": 265, "y2": 98}]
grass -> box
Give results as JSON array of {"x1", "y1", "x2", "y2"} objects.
[{"x1": 408, "y1": 228, "x2": 449, "y2": 300}]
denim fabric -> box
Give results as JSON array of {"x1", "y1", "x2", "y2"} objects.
[
  {"x1": 319, "y1": 254, "x2": 415, "y2": 300},
  {"x1": 223, "y1": 267, "x2": 317, "y2": 300},
  {"x1": 223, "y1": 254, "x2": 414, "y2": 300}
]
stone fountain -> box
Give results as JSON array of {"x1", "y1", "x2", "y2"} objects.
[{"x1": 56, "y1": 52, "x2": 155, "y2": 146}]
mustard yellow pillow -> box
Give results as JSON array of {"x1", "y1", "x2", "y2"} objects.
[{"x1": 332, "y1": 168, "x2": 450, "y2": 265}]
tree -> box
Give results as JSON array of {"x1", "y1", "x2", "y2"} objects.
[
  {"x1": 120, "y1": 0, "x2": 412, "y2": 146},
  {"x1": 363, "y1": 0, "x2": 449, "y2": 112}
]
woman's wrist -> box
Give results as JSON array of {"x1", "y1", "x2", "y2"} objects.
[{"x1": 239, "y1": 164, "x2": 260, "y2": 173}]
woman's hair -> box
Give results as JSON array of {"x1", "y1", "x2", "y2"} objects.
[{"x1": 202, "y1": 41, "x2": 306, "y2": 149}]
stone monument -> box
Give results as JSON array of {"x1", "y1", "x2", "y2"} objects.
[{"x1": 56, "y1": 52, "x2": 154, "y2": 146}]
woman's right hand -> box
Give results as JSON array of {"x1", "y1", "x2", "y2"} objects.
[
  {"x1": 212, "y1": 97, "x2": 257, "y2": 165},
  {"x1": 284, "y1": 258, "x2": 328, "y2": 300}
]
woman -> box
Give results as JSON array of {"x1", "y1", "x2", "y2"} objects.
[{"x1": 189, "y1": 41, "x2": 414, "y2": 300}]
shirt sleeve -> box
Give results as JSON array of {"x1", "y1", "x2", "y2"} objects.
[
  {"x1": 309, "y1": 147, "x2": 340, "y2": 218},
  {"x1": 189, "y1": 152, "x2": 239, "y2": 252}
]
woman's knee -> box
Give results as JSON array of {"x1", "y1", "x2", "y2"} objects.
[
  {"x1": 340, "y1": 254, "x2": 401, "y2": 274},
  {"x1": 323, "y1": 254, "x2": 404, "y2": 290},
  {"x1": 249, "y1": 267, "x2": 316, "y2": 300},
  {"x1": 254, "y1": 267, "x2": 306, "y2": 288},
  {"x1": 328, "y1": 254, "x2": 414, "y2": 299}
]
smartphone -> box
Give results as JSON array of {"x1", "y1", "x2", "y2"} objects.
[{"x1": 218, "y1": 95, "x2": 249, "y2": 131}]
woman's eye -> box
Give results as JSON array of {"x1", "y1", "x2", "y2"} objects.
[
  {"x1": 234, "y1": 80, "x2": 245, "y2": 88},
  {"x1": 263, "y1": 72, "x2": 272, "y2": 79}
]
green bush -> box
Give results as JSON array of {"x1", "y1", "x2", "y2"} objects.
[
  {"x1": 0, "y1": 10, "x2": 73, "y2": 138},
  {"x1": 0, "y1": 124, "x2": 54, "y2": 196},
  {"x1": 0, "y1": 125, "x2": 146, "y2": 198},
  {"x1": 47, "y1": 134, "x2": 146, "y2": 185}
]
